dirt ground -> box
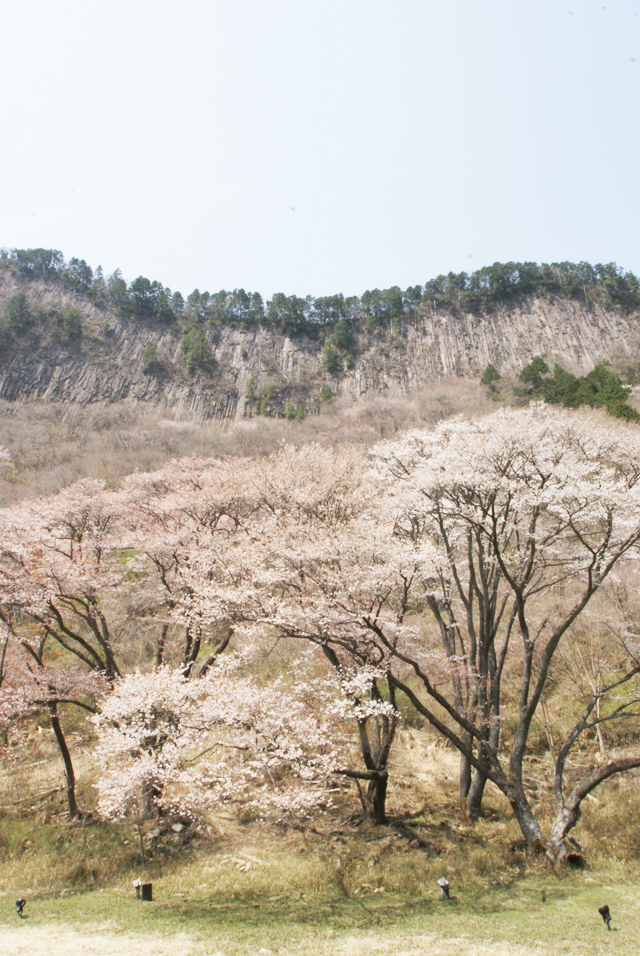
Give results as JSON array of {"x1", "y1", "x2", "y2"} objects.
[
  {"x1": 0, "y1": 921, "x2": 588, "y2": 956},
  {"x1": 0, "y1": 922, "x2": 210, "y2": 956}
]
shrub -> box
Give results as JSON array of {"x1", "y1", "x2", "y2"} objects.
[
  {"x1": 322, "y1": 342, "x2": 341, "y2": 376},
  {"x1": 56, "y1": 305, "x2": 83, "y2": 343},
  {"x1": 181, "y1": 330, "x2": 216, "y2": 374},
  {"x1": 480, "y1": 363, "x2": 501, "y2": 386},
  {"x1": 2, "y1": 293, "x2": 32, "y2": 333},
  {"x1": 142, "y1": 345, "x2": 165, "y2": 376}
]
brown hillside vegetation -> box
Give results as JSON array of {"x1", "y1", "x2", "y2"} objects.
[{"x1": 0, "y1": 378, "x2": 490, "y2": 503}]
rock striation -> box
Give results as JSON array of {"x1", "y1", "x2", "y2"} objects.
[{"x1": 0, "y1": 276, "x2": 638, "y2": 420}]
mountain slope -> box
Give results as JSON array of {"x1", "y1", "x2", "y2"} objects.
[{"x1": 1, "y1": 254, "x2": 638, "y2": 420}]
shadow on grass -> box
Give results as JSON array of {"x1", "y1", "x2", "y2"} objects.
[{"x1": 99, "y1": 893, "x2": 443, "y2": 934}]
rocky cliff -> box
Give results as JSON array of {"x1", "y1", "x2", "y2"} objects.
[{"x1": 1, "y1": 273, "x2": 638, "y2": 421}]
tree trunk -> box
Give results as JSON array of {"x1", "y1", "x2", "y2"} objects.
[
  {"x1": 141, "y1": 778, "x2": 163, "y2": 819},
  {"x1": 467, "y1": 719, "x2": 500, "y2": 819},
  {"x1": 545, "y1": 805, "x2": 582, "y2": 865},
  {"x1": 467, "y1": 737, "x2": 494, "y2": 818},
  {"x1": 459, "y1": 752, "x2": 472, "y2": 806},
  {"x1": 47, "y1": 701, "x2": 79, "y2": 819},
  {"x1": 546, "y1": 758, "x2": 640, "y2": 865},
  {"x1": 467, "y1": 765, "x2": 489, "y2": 819},
  {"x1": 508, "y1": 789, "x2": 543, "y2": 849},
  {"x1": 360, "y1": 774, "x2": 388, "y2": 825},
  {"x1": 595, "y1": 697, "x2": 607, "y2": 759}
]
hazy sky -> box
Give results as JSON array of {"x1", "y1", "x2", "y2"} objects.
[{"x1": 1, "y1": 0, "x2": 638, "y2": 298}]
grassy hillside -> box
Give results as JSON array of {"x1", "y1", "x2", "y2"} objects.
[{"x1": 2, "y1": 734, "x2": 640, "y2": 954}]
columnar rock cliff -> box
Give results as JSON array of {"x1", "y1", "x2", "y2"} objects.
[{"x1": 0, "y1": 275, "x2": 638, "y2": 420}]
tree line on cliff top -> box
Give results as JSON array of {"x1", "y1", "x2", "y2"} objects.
[{"x1": 2, "y1": 248, "x2": 639, "y2": 345}]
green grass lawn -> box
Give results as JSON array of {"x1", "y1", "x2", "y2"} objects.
[
  {"x1": 3, "y1": 752, "x2": 640, "y2": 955},
  {"x1": 2, "y1": 866, "x2": 639, "y2": 956}
]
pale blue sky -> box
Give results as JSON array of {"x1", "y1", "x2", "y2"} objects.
[{"x1": 1, "y1": 0, "x2": 638, "y2": 298}]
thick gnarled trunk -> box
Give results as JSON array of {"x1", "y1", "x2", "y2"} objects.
[{"x1": 546, "y1": 757, "x2": 640, "y2": 865}]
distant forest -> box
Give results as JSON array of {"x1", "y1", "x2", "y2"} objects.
[{"x1": 1, "y1": 247, "x2": 640, "y2": 376}]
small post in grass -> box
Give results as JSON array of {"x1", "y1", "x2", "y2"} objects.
[
  {"x1": 598, "y1": 905, "x2": 612, "y2": 930},
  {"x1": 133, "y1": 879, "x2": 142, "y2": 899},
  {"x1": 438, "y1": 877, "x2": 450, "y2": 901}
]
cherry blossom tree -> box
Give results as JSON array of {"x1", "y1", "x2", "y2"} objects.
[
  {"x1": 0, "y1": 626, "x2": 33, "y2": 739},
  {"x1": 92, "y1": 654, "x2": 354, "y2": 822},
  {"x1": 0, "y1": 627, "x2": 106, "y2": 817},
  {"x1": 118, "y1": 446, "x2": 405, "y2": 823},
  {"x1": 0, "y1": 478, "x2": 125, "y2": 677},
  {"x1": 228, "y1": 443, "x2": 405, "y2": 823},
  {"x1": 0, "y1": 479, "x2": 126, "y2": 815},
  {"x1": 117, "y1": 457, "x2": 259, "y2": 674},
  {"x1": 371, "y1": 404, "x2": 640, "y2": 860}
]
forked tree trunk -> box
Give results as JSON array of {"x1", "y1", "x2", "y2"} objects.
[
  {"x1": 340, "y1": 770, "x2": 389, "y2": 824},
  {"x1": 467, "y1": 715, "x2": 501, "y2": 819},
  {"x1": 323, "y1": 646, "x2": 396, "y2": 826},
  {"x1": 545, "y1": 806, "x2": 582, "y2": 865},
  {"x1": 546, "y1": 758, "x2": 640, "y2": 865},
  {"x1": 47, "y1": 701, "x2": 80, "y2": 819}
]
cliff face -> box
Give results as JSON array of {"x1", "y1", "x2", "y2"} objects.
[{"x1": 0, "y1": 274, "x2": 638, "y2": 420}]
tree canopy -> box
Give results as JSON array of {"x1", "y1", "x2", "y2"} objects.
[{"x1": 2, "y1": 249, "x2": 638, "y2": 357}]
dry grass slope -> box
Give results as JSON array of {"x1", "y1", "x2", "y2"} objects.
[{"x1": 0, "y1": 378, "x2": 491, "y2": 503}]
